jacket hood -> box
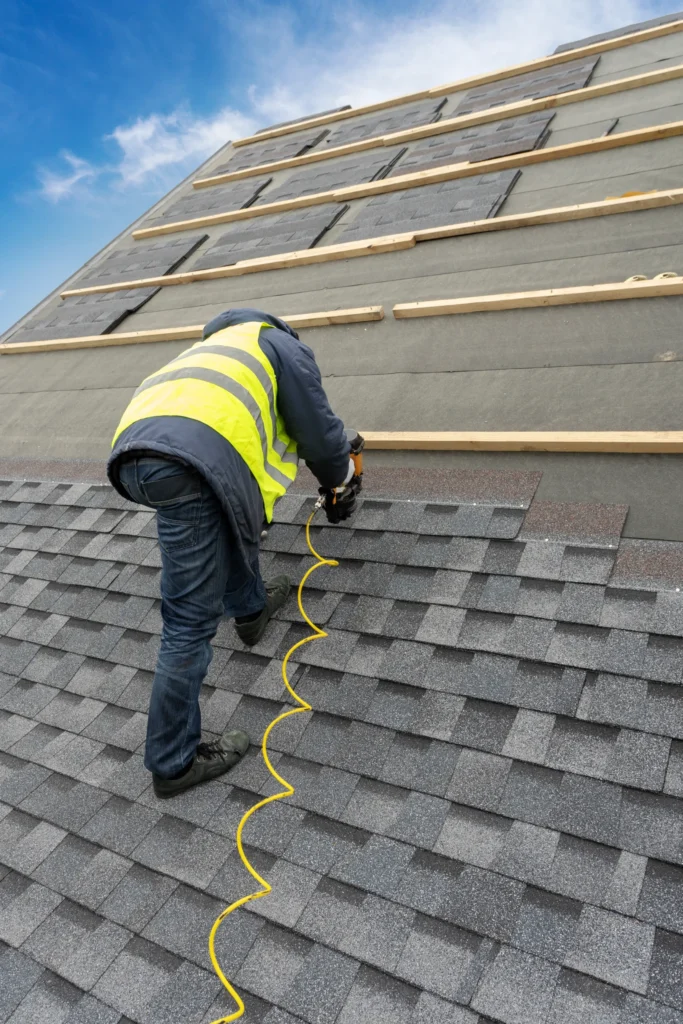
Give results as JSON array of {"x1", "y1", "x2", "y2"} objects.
[{"x1": 203, "y1": 307, "x2": 300, "y2": 342}]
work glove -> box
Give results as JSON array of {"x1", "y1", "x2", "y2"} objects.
[{"x1": 318, "y1": 431, "x2": 364, "y2": 524}]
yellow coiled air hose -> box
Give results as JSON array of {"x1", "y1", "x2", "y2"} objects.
[{"x1": 208, "y1": 508, "x2": 336, "y2": 1022}]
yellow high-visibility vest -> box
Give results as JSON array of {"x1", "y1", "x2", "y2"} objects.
[{"x1": 112, "y1": 321, "x2": 298, "y2": 519}]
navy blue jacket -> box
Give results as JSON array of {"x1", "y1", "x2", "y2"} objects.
[{"x1": 108, "y1": 308, "x2": 350, "y2": 543}]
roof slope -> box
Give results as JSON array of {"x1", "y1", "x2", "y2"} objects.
[{"x1": 1, "y1": 471, "x2": 683, "y2": 1023}]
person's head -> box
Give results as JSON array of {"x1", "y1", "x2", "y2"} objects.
[{"x1": 203, "y1": 308, "x2": 300, "y2": 341}]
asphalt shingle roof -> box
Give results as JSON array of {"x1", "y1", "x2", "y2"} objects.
[{"x1": 1, "y1": 471, "x2": 683, "y2": 1023}]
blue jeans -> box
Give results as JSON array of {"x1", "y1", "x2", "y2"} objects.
[{"x1": 117, "y1": 456, "x2": 266, "y2": 778}]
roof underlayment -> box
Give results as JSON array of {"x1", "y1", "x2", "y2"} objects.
[{"x1": 3, "y1": 11, "x2": 683, "y2": 1024}]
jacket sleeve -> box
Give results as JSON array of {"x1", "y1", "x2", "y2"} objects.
[{"x1": 261, "y1": 330, "x2": 351, "y2": 489}]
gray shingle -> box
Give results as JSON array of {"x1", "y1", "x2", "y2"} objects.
[
  {"x1": 642, "y1": 635, "x2": 683, "y2": 684},
  {"x1": 443, "y1": 863, "x2": 526, "y2": 941},
  {"x1": 546, "y1": 718, "x2": 617, "y2": 777},
  {"x1": 397, "y1": 914, "x2": 484, "y2": 1002},
  {"x1": 389, "y1": 790, "x2": 450, "y2": 847},
  {"x1": 502, "y1": 709, "x2": 555, "y2": 763},
  {"x1": 335, "y1": 964, "x2": 420, "y2": 1024},
  {"x1": 251, "y1": 858, "x2": 321, "y2": 929},
  {"x1": 93, "y1": 936, "x2": 218, "y2": 1023},
  {"x1": 566, "y1": 905, "x2": 655, "y2": 993},
  {"x1": 22, "y1": 648, "x2": 84, "y2": 688},
  {"x1": 297, "y1": 875, "x2": 365, "y2": 948},
  {"x1": 263, "y1": 754, "x2": 358, "y2": 820},
  {"x1": 556, "y1": 582, "x2": 605, "y2": 625},
  {"x1": 0, "y1": 751, "x2": 52, "y2": 805},
  {"x1": 638, "y1": 860, "x2": 683, "y2": 933},
  {"x1": 378, "y1": 737, "x2": 458, "y2": 798},
  {"x1": 577, "y1": 673, "x2": 646, "y2": 731},
  {"x1": 51, "y1": 618, "x2": 123, "y2": 659},
  {"x1": 79, "y1": 795, "x2": 160, "y2": 855},
  {"x1": 606, "y1": 729, "x2": 671, "y2": 791},
  {"x1": 513, "y1": 887, "x2": 582, "y2": 961},
  {"x1": 456, "y1": 652, "x2": 517, "y2": 703},
  {"x1": 561, "y1": 547, "x2": 616, "y2": 585},
  {"x1": 22, "y1": 899, "x2": 131, "y2": 991},
  {"x1": 472, "y1": 946, "x2": 560, "y2": 1024},
  {"x1": 83, "y1": 748, "x2": 148, "y2": 799},
  {"x1": 2, "y1": 970, "x2": 84, "y2": 1024},
  {"x1": 0, "y1": 945, "x2": 46, "y2": 1021},
  {"x1": 603, "y1": 851, "x2": 647, "y2": 917},
  {"x1": 32, "y1": 833, "x2": 132, "y2": 908},
  {"x1": 649, "y1": 929, "x2": 683, "y2": 1011},
  {"x1": 498, "y1": 761, "x2": 563, "y2": 827},
  {"x1": 0, "y1": 636, "x2": 39, "y2": 675},
  {"x1": 107, "y1": 629, "x2": 159, "y2": 672},
  {"x1": 281, "y1": 943, "x2": 360, "y2": 1024},
  {"x1": 452, "y1": 699, "x2": 517, "y2": 753},
  {"x1": 415, "y1": 605, "x2": 466, "y2": 646},
  {"x1": 0, "y1": 871, "x2": 63, "y2": 946},
  {"x1": 665, "y1": 741, "x2": 683, "y2": 797},
  {"x1": 133, "y1": 815, "x2": 231, "y2": 889},
  {"x1": 236, "y1": 922, "x2": 312, "y2": 1004},
  {"x1": 337, "y1": 892, "x2": 414, "y2": 971},
  {"x1": 549, "y1": 833, "x2": 620, "y2": 904},
  {"x1": 393, "y1": 848, "x2": 463, "y2": 917},
  {"x1": 0, "y1": 575, "x2": 50, "y2": 607},
  {"x1": 547, "y1": 969, "x2": 626, "y2": 1024},
  {"x1": 331, "y1": 834, "x2": 414, "y2": 898},
  {"x1": 142, "y1": 884, "x2": 258, "y2": 973},
  {"x1": 447, "y1": 748, "x2": 512, "y2": 812},
  {"x1": 284, "y1": 812, "x2": 368, "y2": 874},
  {"x1": 83, "y1": 705, "x2": 147, "y2": 752},
  {"x1": 0, "y1": 808, "x2": 66, "y2": 873},
  {"x1": 435, "y1": 802, "x2": 511, "y2": 868},
  {"x1": 92, "y1": 592, "x2": 154, "y2": 629},
  {"x1": 19, "y1": 774, "x2": 109, "y2": 831},
  {"x1": 493, "y1": 820, "x2": 560, "y2": 887},
  {"x1": 551, "y1": 773, "x2": 622, "y2": 846},
  {"x1": 0, "y1": 679, "x2": 59, "y2": 718},
  {"x1": 514, "y1": 577, "x2": 563, "y2": 618},
  {"x1": 619, "y1": 789, "x2": 683, "y2": 863},
  {"x1": 36, "y1": 691, "x2": 105, "y2": 733},
  {"x1": 342, "y1": 776, "x2": 407, "y2": 834},
  {"x1": 97, "y1": 861, "x2": 178, "y2": 933}
]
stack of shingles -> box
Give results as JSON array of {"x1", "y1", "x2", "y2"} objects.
[{"x1": 0, "y1": 476, "x2": 683, "y2": 1023}]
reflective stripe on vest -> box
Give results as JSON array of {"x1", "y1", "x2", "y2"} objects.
[{"x1": 112, "y1": 321, "x2": 298, "y2": 519}]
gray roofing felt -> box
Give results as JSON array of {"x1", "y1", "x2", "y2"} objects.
[
  {"x1": 1, "y1": 471, "x2": 683, "y2": 1023},
  {"x1": 553, "y1": 10, "x2": 683, "y2": 53}
]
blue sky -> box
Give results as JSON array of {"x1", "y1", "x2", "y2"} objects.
[{"x1": 0, "y1": 0, "x2": 676, "y2": 333}]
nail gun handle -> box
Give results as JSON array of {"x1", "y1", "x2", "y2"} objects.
[{"x1": 346, "y1": 430, "x2": 365, "y2": 482}]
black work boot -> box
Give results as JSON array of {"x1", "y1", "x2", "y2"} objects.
[
  {"x1": 234, "y1": 575, "x2": 291, "y2": 647},
  {"x1": 152, "y1": 728, "x2": 250, "y2": 799}
]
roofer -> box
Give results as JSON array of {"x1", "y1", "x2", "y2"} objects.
[{"x1": 107, "y1": 308, "x2": 361, "y2": 799}]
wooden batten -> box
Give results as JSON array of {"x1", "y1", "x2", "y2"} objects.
[
  {"x1": 362, "y1": 432, "x2": 683, "y2": 452},
  {"x1": 393, "y1": 277, "x2": 683, "y2": 318},
  {"x1": 0, "y1": 307, "x2": 384, "y2": 356}
]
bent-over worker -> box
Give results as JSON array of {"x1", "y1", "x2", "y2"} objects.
[{"x1": 108, "y1": 308, "x2": 359, "y2": 798}]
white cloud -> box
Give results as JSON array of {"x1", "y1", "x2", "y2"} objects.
[
  {"x1": 246, "y1": 0, "x2": 647, "y2": 122},
  {"x1": 37, "y1": 0, "x2": 654, "y2": 202},
  {"x1": 37, "y1": 150, "x2": 97, "y2": 202},
  {"x1": 107, "y1": 106, "x2": 257, "y2": 186},
  {"x1": 37, "y1": 106, "x2": 257, "y2": 201}
]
